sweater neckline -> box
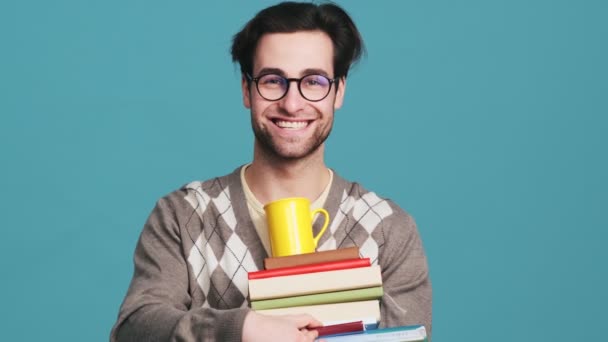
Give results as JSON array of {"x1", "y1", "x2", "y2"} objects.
[{"x1": 225, "y1": 165, "x2": 350, "y2": 253}]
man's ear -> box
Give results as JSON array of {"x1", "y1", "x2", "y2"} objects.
[
  {"x1": 334, "y1": 77, "x2": 347, "y2": 110},
  {"x1": 242, "y1": 75, "x2": 251, "y2": 109}
]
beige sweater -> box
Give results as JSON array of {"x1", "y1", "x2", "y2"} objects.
[{"x1": 110, "y1": 166, "x2": 432, "y2": 341}]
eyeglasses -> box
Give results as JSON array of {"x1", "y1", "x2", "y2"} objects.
[{"x1": 246, "y1": 73, "x2": 338, "y2": 102}]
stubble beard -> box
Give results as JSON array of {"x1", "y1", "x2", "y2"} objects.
[{"x1": 251, "y1": 115, "x2": 334, "y2": 161}]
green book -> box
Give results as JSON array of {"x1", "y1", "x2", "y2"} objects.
[{"x1": 251, "y1": 286, "x2": 383, "y2": 310}]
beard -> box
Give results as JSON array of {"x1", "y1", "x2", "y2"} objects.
[{"x1": 251, "y1": 114, "x2": 333, "y2": 161}]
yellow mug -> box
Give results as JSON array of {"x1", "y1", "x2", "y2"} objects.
[{"x1": 264, "y1": 197, "x2": 330, "y2": 257}]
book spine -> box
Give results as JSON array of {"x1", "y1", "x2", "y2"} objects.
[
  {"x1": 249, "y1": 258, "x2": 370, "y2": 280},
  {"x1": 363, "y1": 325, "x2": 427, "y2": 341},
  {"x1": 322, "y1": 317, "x2": 378, "y2": 331},
  {"x1": 255, "y1": 300, "x2": 381, "y2": 324},
  {"x1": 314, "y1": 321, "x2": 364, "y2": 337},
  {"x1": 251, "y1": 286, "x2": 383, "y2": 310},
  {"x1": 264, "y1": 246, "x2": 360, "y2": 270},
  {"x1": 249, "y1": 265, "x2": 382, "y2": 300},
  {"x1": 321, "y1": 325, "x2": 427, "y2": 342}
]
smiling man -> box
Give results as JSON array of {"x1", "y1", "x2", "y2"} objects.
[
  {"x1": 111, "y1": 2, "x2": 431, "y2": 342},
  {"x1": 242, "y1": 30, "x2": 341, "y2": 206}
]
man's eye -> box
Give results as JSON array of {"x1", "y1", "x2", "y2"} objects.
[
  {"x1": 304, "y1": 76, "x2": 328, "y2": 87},
  {"x1": 261, "y1": 76, "x2": 285, "y2": 85}
]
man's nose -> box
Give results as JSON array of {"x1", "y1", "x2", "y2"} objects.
[{"x1": 278, "y1": 82, "x2": 307, "y2": 114}]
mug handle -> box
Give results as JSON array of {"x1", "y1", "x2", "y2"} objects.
[{"x1": 311, "y1": 208, "x2": 330, "y2": 247}]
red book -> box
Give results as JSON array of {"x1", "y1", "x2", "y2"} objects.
[
  {"x1": 248, "y1": 258, "x2": 371, "y2": 280},
  {"x1": 314, "y1": 321, "x2": 364, "y2": 337}
]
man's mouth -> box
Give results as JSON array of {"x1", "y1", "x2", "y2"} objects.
[{"x1": 273, "y1": 120, "x2": 310, "y2": 130}]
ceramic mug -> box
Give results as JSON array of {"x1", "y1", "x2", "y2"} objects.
[{"x1": 264, "y1": 197, "x2": 330, "y2": 257}]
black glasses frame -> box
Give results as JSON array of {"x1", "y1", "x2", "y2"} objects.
[{"x1": 246, "y1": 73, "x2": 338, "y2": 102}]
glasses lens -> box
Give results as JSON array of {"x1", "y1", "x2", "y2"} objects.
[
  {"x1": 300, "y1": 75, "x2": 331, "y2": 101},
  {"x1": 257, "y1": 74, "x2": 287, "y2": 100}
]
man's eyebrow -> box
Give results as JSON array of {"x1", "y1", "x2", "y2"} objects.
[
  {"x1": 256, "y1": 67, "x2": 285, "y2": 76},
  {"x1": 301, "y1": 68, "x2": 330, "y2": 77},
  {"x1": 254, "y1": 67, "x2": 331, "y2": 78}
]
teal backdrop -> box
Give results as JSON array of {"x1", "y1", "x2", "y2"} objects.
[{"x1": 1, "y1": 0, "x2": 606, "y2": 340}]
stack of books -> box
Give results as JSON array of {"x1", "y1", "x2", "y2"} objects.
[
  {"x1": 248, "y1": 247, "x2": 383, "y2": 329},
  {"x1": 247, "y1": 247, "x2": 428, "y2": 341}
]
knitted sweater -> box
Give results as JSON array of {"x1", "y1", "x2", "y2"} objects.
[{"x1": 110, "y1": 167, "x2": 432, "y2": 341}]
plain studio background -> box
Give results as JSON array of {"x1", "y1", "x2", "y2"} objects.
[{"x1": 1, "y1": 0, "x2": 606, "y2": 340}]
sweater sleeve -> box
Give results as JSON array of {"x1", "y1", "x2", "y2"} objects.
[
  {"x1": 110, "y1": 197, "x2": 250, "y2": 342},
  {"x1": 378, "y1": 205, "x2": 432, "y2": 340}
]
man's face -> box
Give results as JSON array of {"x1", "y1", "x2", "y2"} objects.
[{"x1": 242, "y1": 31, "x2": 346, "y2": 160}]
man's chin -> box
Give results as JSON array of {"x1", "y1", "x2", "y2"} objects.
[
  {"x1": 261, "y1": 141, "x2": 322, "y2": 161},
  {"x1": 253, "y1": 129, "x2": 329, "y2": 161},
  {"x1": 270, "y1": 148, "x2": 317, "y2": 160}
]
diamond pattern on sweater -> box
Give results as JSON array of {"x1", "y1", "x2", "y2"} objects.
[
  {"x1": 212, "y1": 189, "x2": 236, "y2": 229},
  {"x1": 187, "y1": 183, "x2": 211, "y2": 220},
  {"x1": 205, "y1": 267, "x2": 246, "y2": 309},
  {"x1": 184, "y1": 183, "x2": 257, "y2": 308},
  {"x1": 188, "y1": 233, "x2": 213, "y2": 296},
  {"x1": 319, "y1": 189, "x2": 393, "y2": 265},
  {"x1": 224, "y1": 233, "x2": 257, "y2": 296}
]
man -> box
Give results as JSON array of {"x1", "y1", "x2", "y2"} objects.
[{"x1": 111, "y1": 2, "x2": 431, "y2": 341}]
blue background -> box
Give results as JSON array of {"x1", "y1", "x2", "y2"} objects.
[{"x1": 1, "y1": 0, "x2": 606, "y2": 340}]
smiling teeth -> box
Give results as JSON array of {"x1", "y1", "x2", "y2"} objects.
[{"x1": 276, "y1": 120, "x2": 308, "y2": 129}]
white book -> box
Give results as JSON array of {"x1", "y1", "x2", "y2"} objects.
[
  {"x1": 255, "y1": 300, "x2": 381, "y2": 324},
  {"x1": 248, "y1": 265, "x2": 382, "y2": 300}
]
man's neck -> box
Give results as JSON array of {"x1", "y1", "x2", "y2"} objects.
[{"x1": 245, "y1": 145, "x2": 330, "y2": 205}]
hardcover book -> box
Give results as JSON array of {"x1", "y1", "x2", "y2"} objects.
[
  {"x1": 318, "y1": 324, "x2": 427, "y2": 342},
  {"x1": 251, "y1": 286, "x2": 383, "y2": 310},
  {"x1": 263, "y1": 247, "x2": 360, "y2": 270},
  {"x1": 314, "y1": 321, "x2": 364, "y2": 337},
  {"x1": 255, "y1": 299, "x2": 381, "y2": 325},
  {"x1": 249, "y1": 258, "x2": 371, "y2": 280},
  {"x1": 248, "y1": 265, "x2": 382, "y2": 300}
]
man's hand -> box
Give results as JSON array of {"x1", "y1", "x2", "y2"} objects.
[{"x1": 242, "y1": 311, "x2": 323, "y2": 342}]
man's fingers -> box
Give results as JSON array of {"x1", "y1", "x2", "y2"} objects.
[
  {"x1": 288, "y1": 314, "x2": 323, "y2": 328},
  {"x1": 306, "y1": 318, "x2": 323, "y2": 328},
  {"x1": 303, "y1": 328, "x2": 319, "y2": 340}
]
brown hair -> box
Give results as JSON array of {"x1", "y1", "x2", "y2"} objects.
[{"x1": 231, "y1": 1, "x2": 365, "y2": 78}]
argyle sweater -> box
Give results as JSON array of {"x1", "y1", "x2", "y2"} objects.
[{"x1": 111, "y1": 167, "x2": 432, "y2": 341}]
